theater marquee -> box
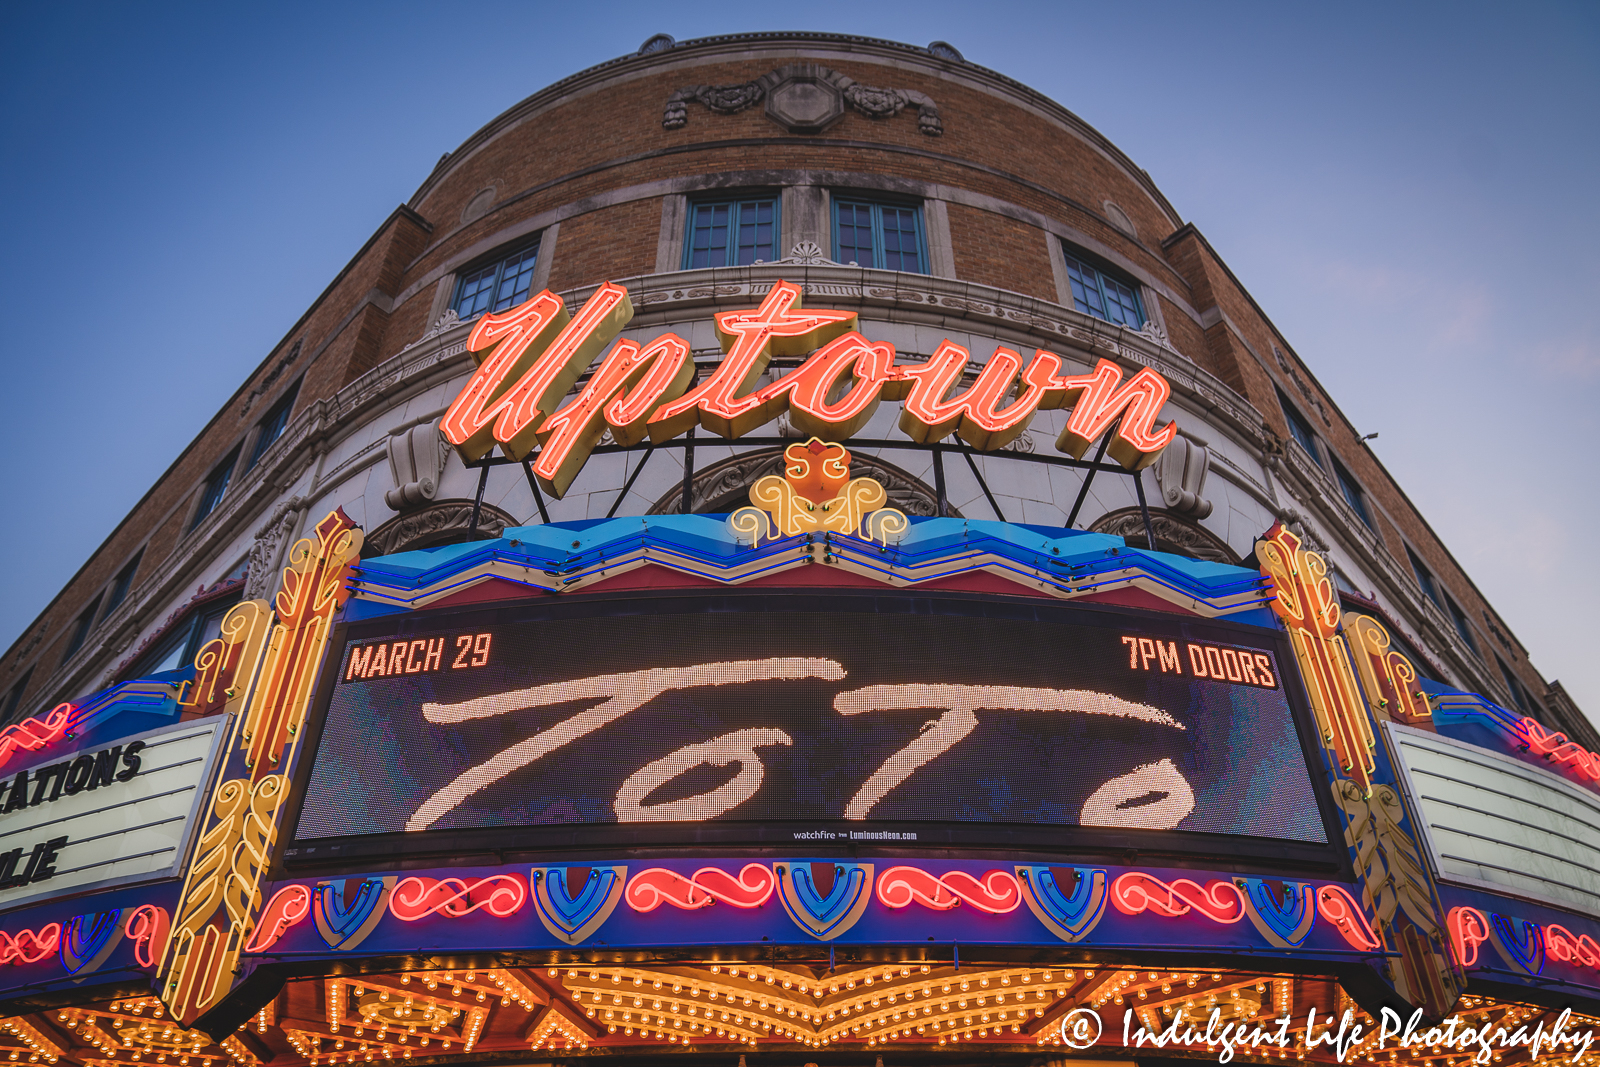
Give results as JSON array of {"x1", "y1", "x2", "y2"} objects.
[
  {"x1": 0, "y1": 718, "x2": 223, "y2": 910},
  {"x1": 287, "y1": 594, "x2": 1331, "y2": 864}
]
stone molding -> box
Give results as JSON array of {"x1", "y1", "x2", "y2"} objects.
[
  {"x1": 1089, "y1": 507, "x2": 1239, "y2": 566},
  {"x1": 771, "y1": 240, "x2": 836, "y2": 266},
  {"x1": 1152, "y1": 435, "x2": 1212, "y2": 519},
  {"x1": 401, "y1": 308, "x2": 461, "y2": 352},
  {"x1": 400, "y1": 167, "x2": 1197, "y2": 314},
  {"x1": 363, "y1": 500, "x2": 517, "y2": 558},
  {"x1": 243, "y1": 496, "x2": 306, "y2": 602},
  {"x1": 384, "y1": 418, "x2": 451, "y2": 511},
  {"x1": 663, "y1": 63, "x2": 942, "y2": 136}
]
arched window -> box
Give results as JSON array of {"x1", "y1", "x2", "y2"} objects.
[
  {"x1": 362, "y1": 501, "x2": 519, "y2": 558},
  {"x1": 1089, "y1": 507, "x2": 1240, "y2": 565}
]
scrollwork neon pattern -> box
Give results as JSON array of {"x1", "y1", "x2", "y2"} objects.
[
  {"x1": 1316, "y1": 885, "x2": 1383, "y2": 951},
  {"x1": 747, "y1": 471, "x2": 884, "y2": 538},
  {"x1": 0, "y1": 924, "x2": 60, "y2": 964},
  {"x1": 1447, "y1": 906, "x2": 1490, "y2": 968},
  {"x1": 862, "y1": 506, "x2": 909, "y2": 544},
  {"x1": 1262, "y1": 523, "x2": 1460, "y2": 1016},
  {"x1": 158, "y1": 509, "x2": 361, "y2": 1033},
  {"x1": 1344, "y1": 613, "x2": 1430, "y2": 724},
  {"x1": 180, "y1": 599, "x2": 272, "y2": 718},
  {"x1": 875, "y1": 867, "x2": 1021, "y2": 914},
  {"x1": 1521, "y1": 718, "x2": 1600, "y2": 784},
  {"x1": 125, "y1": 905, "x2": 171, "y2": 969},
  {"x1": 388, "y1": 875, "x2": 527, "y2": 920},
  {"x1": 0, "y1": 704, "x2": 73, "y2": 769},
  {"x1": 625, "y1": 863, "x2": 776, "y2": 911},
  {"x1": 1256, "y1": 524, "x2": 1375, "y2": 790},
  {"x1": 1546, "y1": 923, "x2": 1600, "y2": 970},
  {"x1": 735, "y1": 438, "x2": 909, "y2": 543},
  {"x1": 1110, "y1": 872, "x2": 1245, "y2": 924},
  {"x1": 726, "y1": 505, "x2": 770, "y2": 544},
  {"x1": 243, "y1": 886, "x2": 309, "y2": 952}
]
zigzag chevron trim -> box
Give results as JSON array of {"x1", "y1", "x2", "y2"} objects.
[{"x1": 350, "y1": 516, "x2": 1272, "y2": 619}]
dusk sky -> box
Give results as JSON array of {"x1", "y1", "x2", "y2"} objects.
[{"x1": 2, "y1": 2, "x2": 1596, "y2": 719}]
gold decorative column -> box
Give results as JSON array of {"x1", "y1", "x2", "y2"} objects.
[
  {"x1": 1256, "y1": 523, "x2": 1461, "y2": 1018},
  {"x1": 158, "y1": 510, "x2": 361, "y2": 1034}
]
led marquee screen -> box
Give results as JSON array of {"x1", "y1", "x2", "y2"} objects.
[{"x1": 293, "y1": 596, "x2": 1328, "y2": 851}]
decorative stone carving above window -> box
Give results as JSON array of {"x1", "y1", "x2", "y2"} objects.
[
  {"x1": 663, "y1": 63, "x2": 942, "y2": 136},
  {"x1": 927, "y1": 41, "x2": 964, "y2": 61},
  {"x1": 239, "y1": 339, "x2": 302, "y2": 417},
  {"x1": 648, "y1": 448, "x2": 951, "y2": 518},
  {"x1": 1102, "y1": 200, "x2": 1137, "y2": 239},
  {"x1": 363, "y1": 501, "x2": 517, "y2": 558},
  {"x1": 460, "y1": 186, "x2": 497, "y2": 225},
  {"x1": 637, "y1": 33, "x2": 676, "y2": 55},
  {"x1": 1152, "y1": 434, "x2": 1213, "y2": 519},
  {"x1": 1089, "y1": 507, "x2": 1238, "y2": 565},
  {"x1": 245, "y1": 496, "x2": 306, "y2": 601},
  {"x1": 1274, "y1": 344, "x2": 1333, "y2": 426},
  {"x1": 401, "y1": 309, "x2": 463, "y2": 352},
  {"x1": 385, "y1": 417, "x2": 450, "y2": 511},
  {"x1": 772, "y1": 240, "x2": 838, "y2": 266}
]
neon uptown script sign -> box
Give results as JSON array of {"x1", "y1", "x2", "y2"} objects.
[{"x1": 441, "y1": 280, "x2": 1180, "y2": 497}]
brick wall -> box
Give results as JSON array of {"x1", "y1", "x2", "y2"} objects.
[
  {"x1": 945, "y1": 203, "x2": 1054, "y2": 302},
  {"x1": 545, "y1": 199, "x2": 664, "y2": 295},
  {"x1": 0, "y1": 37, "x2": 1560, "y2": 727}
]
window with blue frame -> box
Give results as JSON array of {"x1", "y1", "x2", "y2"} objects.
[
  {"x1": 683, "y1": 198, "x2": 779, "y2": 269},
  {"x1": 246, "y1": 379, "x2": 300, "y2": 472},
  {"x1": 1446, "y1": 595, "x2": 1479, "y2": 656},
  {"x1": 1061, "y1": 246, "x2": 1144, "y2": 327},
  {"x1": 1276, "y1": 388, "x2": 1324, "y2": 468},
  {"x1": 1406, "y1": 545, "x2": 1441, "y2": 609},
  {"x1": 453, "y1": 238, "x2": 542, "y2": 319},
  {"x1": 0, "y1": 667, "x2": 33, "y2": 728},
  {"x1": 191, "y1": 446, "x2": 240, "y2": 532},
  {"x1": 1332, "y1": 459, "x2": 1373, "y2": 528},
  {"x1": 104, "y1": 549, "x2": 143, "y2": 616},
  {"x1": 1497, "y1": 657, "x2": 1528, "y2": 713},
  {"x1": 61, "y1": 595, "x2": 102, "y2": 664},
  {"x1": 833, "y1": 199, "x2": 926, "y2": 273}
]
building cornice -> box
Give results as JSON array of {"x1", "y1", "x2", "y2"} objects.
[{"x1": 406, "y1": 33, "x2": 1185, "y2": 233}]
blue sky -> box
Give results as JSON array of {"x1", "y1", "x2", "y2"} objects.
[{"x1": 1, "y1": 2, "x2": 1596, "y2": 719}]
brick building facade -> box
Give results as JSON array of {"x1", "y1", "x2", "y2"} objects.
[{"x1": 2, "y1": 30, "x2": 1589, "y2": 750}]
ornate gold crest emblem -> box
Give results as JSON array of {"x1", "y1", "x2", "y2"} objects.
[{"x1": 728, "y1": 439, "x2": 908, "y2": 544}]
